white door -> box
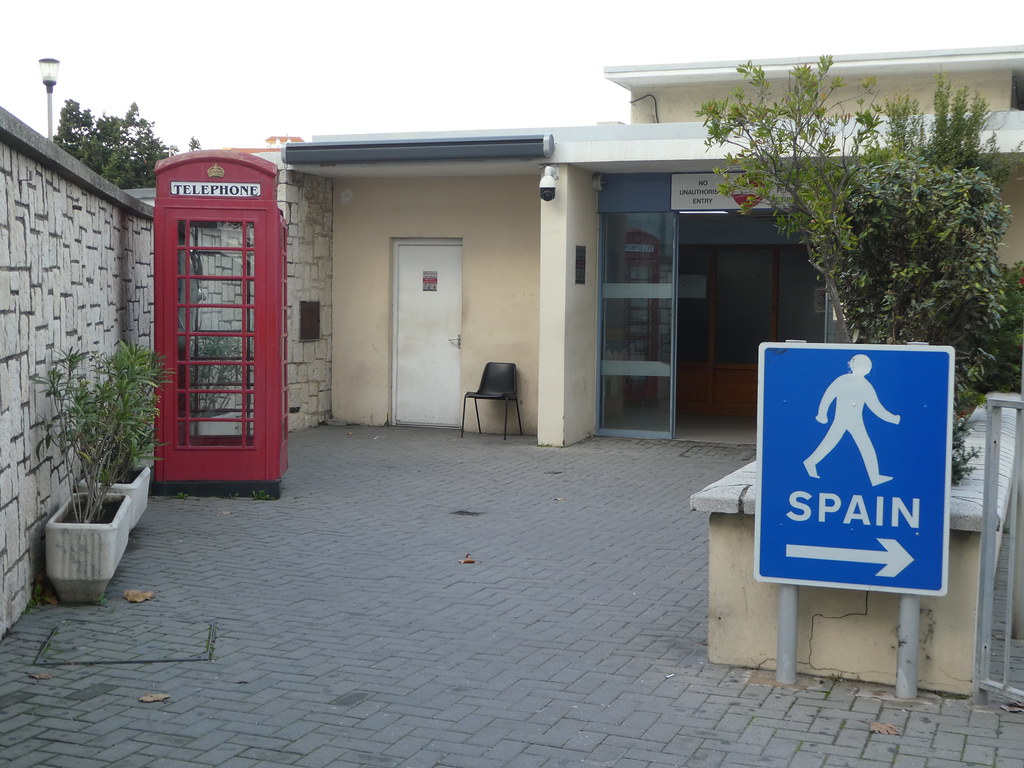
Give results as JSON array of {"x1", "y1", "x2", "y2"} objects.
[{"x1": 393, "y1": 240, "x2": 463, "y2": 426}]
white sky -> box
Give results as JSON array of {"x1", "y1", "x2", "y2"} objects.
[{"x1": 1, "y1": 0, "x2": 1018, "y2": 151}]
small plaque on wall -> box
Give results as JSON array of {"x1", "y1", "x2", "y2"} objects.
[
  {"x1": 575, "y1": 246, "x2": 586, "y2": 284},
  {"x1": 299, "y1": 301, "x2": 321, "y2": 341}
]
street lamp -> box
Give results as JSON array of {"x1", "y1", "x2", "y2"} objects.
[{"x1": 38, "y1": 58, "x2": 59, "y2": 140}]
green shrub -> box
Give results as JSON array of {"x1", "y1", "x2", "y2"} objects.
[{"x1": 36, "y1": 343, "x2": 169, "y2": 523}]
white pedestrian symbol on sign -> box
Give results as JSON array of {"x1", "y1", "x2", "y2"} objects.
[{"x1": 802, "y1": 354, "x2": 901, "y2": 486}]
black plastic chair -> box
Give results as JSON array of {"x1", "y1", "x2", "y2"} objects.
[{"x1": 461, "y1": 362, "x2": 523, "y2": 440}]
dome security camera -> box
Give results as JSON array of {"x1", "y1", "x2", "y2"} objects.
[{"x1": 539, "y1": 165, "x2": 558, "y2": 201}]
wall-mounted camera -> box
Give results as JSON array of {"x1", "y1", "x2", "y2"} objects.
[{"x1": 539, "y1": 165, "x2": 558, "y2": 201}]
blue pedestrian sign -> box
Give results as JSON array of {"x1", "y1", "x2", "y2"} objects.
[{"x1": 755, "y1": 342, "x2": 954, "y2": 595}]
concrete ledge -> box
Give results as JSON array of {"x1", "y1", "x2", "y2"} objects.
[
  {"x1": 0, "y1": 105, "x2": 153, "y2": 218},
  {"x1": 691, "y1": 406, "x2": 1013, "y2": 532}
]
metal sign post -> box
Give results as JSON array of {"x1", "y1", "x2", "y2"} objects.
[{"x1": 756, "y1": 342, "x2": 954, "y2": 694}]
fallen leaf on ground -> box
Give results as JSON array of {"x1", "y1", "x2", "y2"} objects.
[
  {"x1": 1001, "y1": 700, "x2": 1024, "y2": 713},
  {"x1": 32, "y1": 573, "x2": 58, "y2": 605},
  {"x1": 458, "y1": 554, "x2": 476, "y2": 564},
  {"x1": 123, "y1": 590, "x2": 155, "y2": 603},
  {"x1": 29, "y1": 673, "x2": 53, "y2": 680},
  {"x1": 870, "y1": 722, "x2": 900, "y2": 735},
  {"x1": 139, "y1": 692, "x2": 170, "y2": 703}
]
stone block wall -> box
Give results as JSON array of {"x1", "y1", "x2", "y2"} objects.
[
  {"x1": 0, "y1": 123, "x2": 335, "y2": 635},
  {"x1": 278, "y1": 168, "x2": 333, "y2": 430},
  {"x1": 0, "y1": 107, "x2": 154, "y2": 636}
]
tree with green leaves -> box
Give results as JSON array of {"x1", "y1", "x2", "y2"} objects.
[
  {"x1": 879, "y1": 73, "x2": 1016, "y2": 185},
  {"x1": 842, "y1": 74, "x2": 1016, "y2": 404},
  {"x1": 701, "y1": 63, "x2": 1017, "y2": 481},
  {"x1": 700, "y1": 62, "x2": 1013, "y2": 389},
  {"x1": 843, "y1": 155, "x2": 1011, "y2": 483},
  {"x1": 55, "y1": 100, "x2": 178, "y2": 188},
  {"x1": 839, "y1": 159, "x2": 1009, "y2": 393},
  {"x1": 698, "y1": 56, "x2": 883, "y2": 343}
]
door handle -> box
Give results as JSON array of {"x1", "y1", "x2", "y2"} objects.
[{"x1": 448, "y1": 334, "x2": 461, "y2": 349}]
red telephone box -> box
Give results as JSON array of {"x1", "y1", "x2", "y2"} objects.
[{"x1": 152, "y1": 151, "x2": 287, "y2": 497}]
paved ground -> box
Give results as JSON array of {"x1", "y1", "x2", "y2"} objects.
[{"x1": 2, "y1": 425, "x2": 1023, "y2": 768}]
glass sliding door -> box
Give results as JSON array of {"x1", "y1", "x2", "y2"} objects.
[
  {"x1": 598, "y1": 212, "x2": 675, "y2": 436},
  {"x1": 595, "y1": 201, "x2": 826, "y2": 437}
]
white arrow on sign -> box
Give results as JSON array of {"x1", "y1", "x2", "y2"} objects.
[{"x1": 785, "y1": 538, "x2": 914, "y2": 578}]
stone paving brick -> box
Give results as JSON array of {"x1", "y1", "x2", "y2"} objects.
[
  {"x1": 197, "y1": 757, "x2": 262, "y2": 768},
  {"x1": 761, "y1": 734, "x2": 802, "y2": 760},
  {"x1": 916, "y1": 760, "x2": 969, "y2": 768},
  {"x1": 961, "y1": 742, "x2": 995, "y2": 764},
  {"x1": 290, "y1": 745, "x2": 351, "y2": 768},
  {"x1": 11, "y1": 755, "x2": 61, "y2": 768},
  {"x1": 993, "y1": 752, "x2": 1024, "y2": 768},
  {"x1": 3, "y1": 426, "x2": 1024, "y2": 767},
  {"x1": 721, "y1": 753, "x2": 798, "y2": 767},
  {"x1": 891, "y1": 754, "x2": 929, "y2": 768}
]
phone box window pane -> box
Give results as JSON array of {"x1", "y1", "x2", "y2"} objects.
[
  {"x1": 190, "y1": 221, "x2": 243, "y2": 248},
  {"x1": 195, "y1": 307, "x2": 244, "y2": 333},
  {"x1": 191, "y1": 336, "x2": 243, "y2": 361},
  {"x1": 190, "y1": 363, "x2": 244, "y2": 389},
  {"x1": 190, "y1": 392, "x2": 244, "y2": 417},
  {"x1": 190, "y1": 421, "x2": 243, "y2": 439},
  {"x1": 195, "y1": 250, "x2": 244, "y2": 276},
  {"x1": 191, "y1": 279, "x2": 242, "y2": 306}
]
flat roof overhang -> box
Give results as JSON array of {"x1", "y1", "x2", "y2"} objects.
[
  {"x1": 282, "y1": 133, "x2": 554, "y2": 167},
  {"x1": 281, "y1": 112, "x2": 1024, "y2": 180},
  {"x1": 283, "y1": 124, "x2": 717, "y2": 178},
  {"x1": 605, "y1": 46, "x2": 1024, "y2": 90}
]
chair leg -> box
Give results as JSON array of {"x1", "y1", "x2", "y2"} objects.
[{"x1": 463, "y1": 396, "x2": 521, "y2": 438}]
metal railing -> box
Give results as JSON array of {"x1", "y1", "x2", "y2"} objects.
[{"x1": 974, "y1": 393, "x2": 1024, "y2": 704}]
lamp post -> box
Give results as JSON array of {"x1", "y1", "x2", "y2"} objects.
[{"x1": 38, "y1": 58, "x2": 59, "y2": 140}]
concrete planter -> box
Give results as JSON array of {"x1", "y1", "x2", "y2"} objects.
[
  {"x1": 78, "y1": 467, "x2": 151, "y2": 529},
  {"x1": 45, "y1": 494, "x2": 132, "y2": 604},
  {"x1": 690, "y1": 411, "x2": 1001, "y2": 695},
  {"x1": 112, "y1": 466, "x2": 151, "y2": 529}
]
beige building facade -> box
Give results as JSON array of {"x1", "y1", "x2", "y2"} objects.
[{"x1": 284, "y1": 46, "x2": 1024, "y2": 448}]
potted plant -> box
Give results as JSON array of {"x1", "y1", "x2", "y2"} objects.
[
  {"x1": 106, "y1": 345, "x2": 168, "y2": 528},
  {"x1": 36, "y1": 343, "x2": 168, "y2": 603}
]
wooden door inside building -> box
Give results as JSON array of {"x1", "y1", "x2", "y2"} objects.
[{"x1": 677, "y1": 245, "x2": 823, "y2": 416}]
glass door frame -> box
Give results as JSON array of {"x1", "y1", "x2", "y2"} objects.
[{"x1": 595, "y1": 212, "x2": 679, "y2": 439}]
